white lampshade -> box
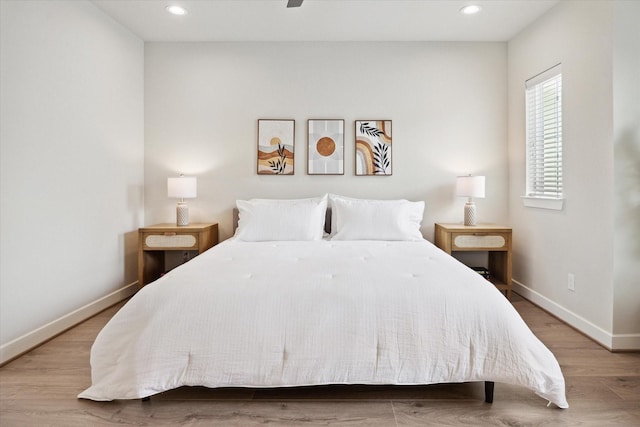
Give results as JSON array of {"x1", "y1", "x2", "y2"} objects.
[
  {"x1": 456, "y1": 175, "x2": 485, "y2": 198},
  {"x1": 167, "y1": 176, "x2": 197, "y2": 199}
]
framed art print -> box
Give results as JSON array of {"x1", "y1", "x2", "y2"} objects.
[
  {"x1": 257, "y1": 119, "x2": 295, "y2": 175},
  {"x1": 307, "y1": 119, "x2": 344, "y2": 175},
  {"x1": 355, "y1": 120, "x2": 392, "y2": 176}
]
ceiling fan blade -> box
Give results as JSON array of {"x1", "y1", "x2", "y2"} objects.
[{"x1": 287, "y1": 0, "x2": 304, "y2": 8}]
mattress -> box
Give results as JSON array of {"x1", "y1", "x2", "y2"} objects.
[{"x1": 79, "y1": 239, "x2": 568, "y2": 408}]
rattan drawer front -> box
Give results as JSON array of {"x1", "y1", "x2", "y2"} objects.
[
  {"x1": 453, "y1": 234, "x2": 506, "y2": 249},
  {"x1": 145, "y1": 234, "x2": 197, "y2": 249}
]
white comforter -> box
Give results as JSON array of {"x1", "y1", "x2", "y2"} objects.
[{"x1": 79, "y1": 239, "x2": 568, "y2": 408}]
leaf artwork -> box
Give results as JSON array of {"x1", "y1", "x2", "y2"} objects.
[
  {"x1": 268, "y1": 144, "x2": 287, "y2": 174},
  {"x1": 257, "y1": 120, "x2": 294, "y2": 175},
  {"x1": 360, "y1": 122, "x2": 384, "y2": 138},
  {"x1": 355, "y1": 120, "x2": 391, "y2": 176},
  {"x1": 373, "y1": 142, "x2": 390, "y2": 173}
]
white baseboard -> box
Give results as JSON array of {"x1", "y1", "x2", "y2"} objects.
[
  {"x1": 611, "y1": 333, "x2": 640, "y2": 351},
  {"x1": 512, "y1": 280, "x2": 640, "y2": 351},
  {"x1": 0, "y1": 282, "x2": 138, "y2": 365}
]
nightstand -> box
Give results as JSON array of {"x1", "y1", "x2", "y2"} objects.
[
  {"x1": 138, "y1": 223, "x2": 219, "y2": 287},
  {"x1": 434, "y1": 223, "x2": 512, "y2": 300}
]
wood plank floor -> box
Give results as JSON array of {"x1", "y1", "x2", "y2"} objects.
[{"x1": 1, "y1": 294, "x2": 639, "y2": 426}]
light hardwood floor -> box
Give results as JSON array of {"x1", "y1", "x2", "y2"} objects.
[{"x1": 1, "y1": 294, "x2": 639, "y2": 426}]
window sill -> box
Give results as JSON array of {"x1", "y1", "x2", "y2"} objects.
[{"x1": 521, "y1": 196, "x2": 564, "y2": 211}]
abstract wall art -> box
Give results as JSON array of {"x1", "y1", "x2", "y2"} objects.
[
  {"x1": 257, "y1": 119, "x2": 295, "y2": 175},
  {"x1": 307, "y1": 119, "x2": 344, "y2": 175},
  {"x1": 355, "y1": 120, "x2": 392, "y2": 176}
]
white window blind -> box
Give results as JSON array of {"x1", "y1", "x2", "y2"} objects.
[{"x1": 525, "y1": 64, "x2": 563, "y2": 200}]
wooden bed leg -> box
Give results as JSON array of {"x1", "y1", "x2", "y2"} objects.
[{"x1": 484, "y1": 381, "x2": 494, "y2": 403}]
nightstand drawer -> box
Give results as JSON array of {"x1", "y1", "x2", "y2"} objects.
[
  {"x1": 452, "y1": 233, "x2": 507, "y2": 250},
  {"x1": 143, "y1": 233, "x2": 198, "y2": 249}
]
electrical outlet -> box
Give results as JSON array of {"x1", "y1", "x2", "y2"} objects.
[{"x1": 568, "y1": 273, "x2": 575, "y2": 291}]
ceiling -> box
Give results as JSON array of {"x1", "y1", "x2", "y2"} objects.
[{"x1": 91, "y1": 0, "x2": 559, "y2": 42}]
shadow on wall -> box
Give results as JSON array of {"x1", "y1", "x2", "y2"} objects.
[
  {"x1": 124, "y1": 230, "x2": 138, "y2": 285},
  {"x1": 615, "y1": 127, "x2": 640, "y2": 256}
]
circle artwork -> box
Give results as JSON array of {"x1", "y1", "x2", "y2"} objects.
[
  {"x1": 316, "y1": 137, "x2": 336, "y2": 157},
  {"x1": 270, "y1": 137, "x2": 282, "y2": 146}
]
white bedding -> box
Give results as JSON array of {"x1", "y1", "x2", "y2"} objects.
[{"x1": 79, "y1": 239, "x2": 568, "y2": 408}]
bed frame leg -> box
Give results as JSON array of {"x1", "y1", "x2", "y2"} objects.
[{"x1": 484, "y1": 381, "x2": 494, "y2": 403}]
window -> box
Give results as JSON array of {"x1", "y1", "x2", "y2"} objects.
[{"x1": 523, "y1": 64, "x2": 563, "y2": 210}]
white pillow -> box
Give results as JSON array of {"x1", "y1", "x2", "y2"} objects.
[
  {"x1": 330, "y1": 194, "x2": 389, "y2": 236},
  {"x1": 330, "y1": 196, "x2": 424, "y2": 241},
  {"x1": 235, "y1": 195, "x2": 328, "y2": 241},
  {"x1": 327, "y1": 194, "x2": 360, "y2": 237}
]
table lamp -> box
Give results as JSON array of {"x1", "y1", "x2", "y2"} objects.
[
  {"x1": 167, "y1": 175, "x2": 197, "y2": 226},
  {"x1": 456, "y1": 175, "x2": 485, "y2": 226}
]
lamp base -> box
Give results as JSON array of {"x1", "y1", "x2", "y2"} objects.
[
  {"x1": 464, "y1": 202, "x2": 477, "y2": 226},
  {"x1": 176, "y1": 202, "x2": 189, "y2": 226}
]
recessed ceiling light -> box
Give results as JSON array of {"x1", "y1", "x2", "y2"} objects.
[
  {"x1": 460, "y1": 4, "x2": 482, "y2": 15},
  {"x1": 166, "y1": 5, "x2": 187, "y2": 16}
]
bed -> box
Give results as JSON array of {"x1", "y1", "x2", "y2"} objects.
[{"x1": 79, "y1": 195, "x2": 568, "y2": 408}]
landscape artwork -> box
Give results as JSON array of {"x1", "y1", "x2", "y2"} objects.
[
  {"x1": 307, "y1": 119, "x2": 344, "y2": 175},
  {"x1": 257, "y1": 119, "x2": 295, "y2": 175},
  {"x1": 355, "y1": 120, "x2": 392, "y2": 176}
]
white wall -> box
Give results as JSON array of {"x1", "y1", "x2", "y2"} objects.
[
  {"x1": 613, "y1": 0, "x2": 640, "y2": 346},
  {"x1": 508, "y1": 0, "x2": 639, "y2": 349},
  {"x1": 0, "y1": 0, "x2": 144, "y2": 357},
  {"x1": 144, "y1": 42, "x2": 508, "y2": 242}
]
